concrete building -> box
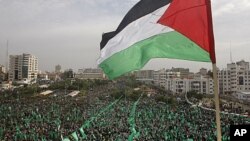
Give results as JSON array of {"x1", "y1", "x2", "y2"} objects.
[
  {"x1": 75, "y1": 68, "x2": 105, "y2": 79},
  {"x1": 165, "y1": 78, "x2": 189, "y2": 94},
  {"x1": 218, "y1": 69, "x2": 231, "y2": 95},
  {"x1": 153, "y1": 69, "x2": 167, "y2": 87},
  {"x1": 165, "y1": 76, "x2": 214, "y2": 95},
  {"x1": 170, "y1": 67, "x2": 190, "y2": 78},
  {"x1": 150, "y1": 68, "x2": 213, "y2": 94},
  {"x1": 8, "y1": 53, "x2": 38, "y2": 82},
  {"x1": 135, "y1": 69, "x2": 182, "y2": 85},
  {"x1": 189, "y1": 76, "x2": 214, "y2": 95},
  {"x1": 0, "y1": 65, "x2": 6, "y2": 73},
  {"x1": 0, "y1": 65, "x2": 6, "y2": 82},
  {"x1": 135, "y1": 70, "x2": 154, "y2": 84},
  {"x1": 135, "y1": 68, "x2": 213, "y2": 94},
  {"x1": 218, "y1": 60, "x2": 250, "y2": 95}
]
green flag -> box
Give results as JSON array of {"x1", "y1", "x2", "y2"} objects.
[
  {"x1": 63, "y1": 137, "x2": 71, "y2": 141},
  {"x1": 71, "y1": 132, "x2": 79, "y2": 141},
  {"x1": 79, "y1": 127, "x2": 87, "y2": 139}
]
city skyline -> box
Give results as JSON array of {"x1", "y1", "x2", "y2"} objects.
[
  {"x1": 2, "y1": 54, "x2": 250, "y2": 74},
  {"x1": 0, "y1": 0, "x2": 250, "y2": 72}
]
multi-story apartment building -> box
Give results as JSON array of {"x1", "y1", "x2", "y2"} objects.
[
  {"x1": 8, "y1": 53, "x2": 38, "y2": 82},
  {"x1": 0, "y1": 65, "x2": 6, "y2": 73},
  {"x1": 136, "y1": 68, "x2": 214, "y2": 95},
  {"x1": 165, "y1": 78, "x2": 189, "y2": 94},
  {"x1": 153, "y1": 69, "x2": 167, "y2": 87},
  {"x1": 153, "y1": 68, "x2": 189, "y2": 87},
  {"x1": 165, "y1": 76, "x2": 214, "y2": 95},
  {"x1": 190, "y1": 75, "x2": 214, "y2": 95},
  {"x1": 218, "y1": 60, "x2": 250, "y2": 95}
]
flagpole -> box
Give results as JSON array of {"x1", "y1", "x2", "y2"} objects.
[{"x1": 212, "y1": 63, "x2": 222, "y2": 141}]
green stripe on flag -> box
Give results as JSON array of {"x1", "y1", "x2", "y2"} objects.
[
  {"x1": 99, "y1": 31, "x2": 210, "y2": 79},
  {"x1": 71, "y1": 132, "x2": 78, "y2": 141}
]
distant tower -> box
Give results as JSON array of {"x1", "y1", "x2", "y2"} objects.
[
  {"x1": 9, "y1": 53, "x2": 38, "y2": 81},
  {"x1": 55, "y1": 65, "x2": 62, "y2": 73},
  {"x1": 6, "y1": 40, "x2": 9, "y2": 73}
]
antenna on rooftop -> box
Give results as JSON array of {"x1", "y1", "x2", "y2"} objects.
[{"x1": 230, "y1": 41, "x2": 233, "y2": 63}]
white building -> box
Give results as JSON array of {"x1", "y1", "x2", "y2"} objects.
[
  {"x1": 0, "y1": 65, "x2": 6, "y2": 82},
  {"x1": 0, "y1": 65, "x2": 6, "y2": 73},
  {"x1": 138, "y1": 68, "x2": 214, "y2": 95},
  {"x1": 189, "y1": 76, "x2": 214, "y2": 95},
  {"x1": 165, "y1": 78, "x2": 189, "y2": 94},
  {"x1": 218, "y1": 60, "x2": 250, "y2": 95},
  {"x1": 153, "y1": 69, "x2": 167, "y2": 87},
  {"x1": 9, "y1": 53, "x2": 38, "y2": 82},
  {"x1": 153, "y1": 68, "x2": 213, "y2": 95},
  {"x1": 165, "y1": 76, "x2": 214, "y2": 95}
]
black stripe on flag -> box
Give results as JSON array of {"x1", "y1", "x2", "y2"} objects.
[{"x1": 100, "y1": 0, "x2": 171, "y2": 50}]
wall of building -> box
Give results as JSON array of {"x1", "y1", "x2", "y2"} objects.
[
  {"x1": 8, "y1": 54, "x2": 38, "y2": 82},
  {"x1": 218, "y1": 60, "x2": 250, "y2": 95}
]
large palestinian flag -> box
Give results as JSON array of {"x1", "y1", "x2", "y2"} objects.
[{"x1": 98, "y1": 0, "x2": 216, "y2": 79}]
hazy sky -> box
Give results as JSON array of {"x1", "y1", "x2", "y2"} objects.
[{"x1": 0, "y1": 0, "x2": 250, "y2": 72}]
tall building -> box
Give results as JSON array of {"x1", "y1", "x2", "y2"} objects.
[
  {"x1": 55, "y1": 65, "x2": 62, "y2": 73},
  {"x1": 218, "y1": 60, "x2": 250, "y2": 95},
  {"x1": 153, "y1": 69, "x2": 167, "y2": 87},
  {"x1": 9, "y1": 53, "x2": 38, "y2": 82}
]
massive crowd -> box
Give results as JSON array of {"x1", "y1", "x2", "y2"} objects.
[{"x1": 0, "y1": 84, "x2": 250, "y2": 141}]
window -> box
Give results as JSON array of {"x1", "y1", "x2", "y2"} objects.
[{"x1": 239, "y1": 76, "x2": 244, "y2": 85}]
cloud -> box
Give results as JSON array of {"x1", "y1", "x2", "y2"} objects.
[
  {"x1": 0, "y1": 0, "x2": 249, "y2": 72},
  {"x1": 212, "y1": 0, "x2": 250, "y2": 17}
]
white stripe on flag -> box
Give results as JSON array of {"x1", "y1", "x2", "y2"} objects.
[{"x1": 97, "y1": 5, "x2": 173, "y2": 64}]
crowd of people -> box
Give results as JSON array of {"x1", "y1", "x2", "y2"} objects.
[{"x1": 1, "y1": 83, "x2": 250, "y2": 141}]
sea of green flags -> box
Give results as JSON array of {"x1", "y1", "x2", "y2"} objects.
[
  {"x1": 63, "y1": 96, "x2": 122, "y2": 141},
  {"x1": 1, "y1": 96, "x2": 250, "y2": 141}
]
